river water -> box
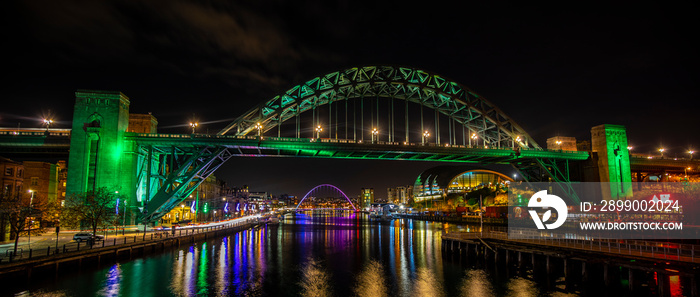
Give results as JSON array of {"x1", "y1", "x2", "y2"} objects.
[{"x1": 7, "y1": 212, "x2": 670, "y2": 296}]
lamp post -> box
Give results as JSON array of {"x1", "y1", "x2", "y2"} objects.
[
  {"x1": 255, "y1": 122, "x2": 263, "y2": 138},
  {"x1": 122, "y1": 199, "x2": 128, "y2": 235},
  {"x1": 372, "y1": 128, "x2": 378, "y2": 143},
  {"x1": 689, "y1": 150, "x2": 695, "y2": 160},
  {"x1": 659, "y1": 148, "x2": 665, "y2": 158},
  {"x1": 514, "y1": 136, "x2": 522, "y2": 149},
  {"x1": 43, "y1": 118, "x2": 53, "y2": 132},
  {"x1": 422, "y1": 131, "x2": 430, "y2": 145},
  {"x1": 471, "y1": 133, "x2": 478, "y2": 147},
  {"x1": 190, "y1": 122, "x2": 198, "y2": 134},
  {"x1": 315, "y1": 125, "x2": 322, "y2": 139}
]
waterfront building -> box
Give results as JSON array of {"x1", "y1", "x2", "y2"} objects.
[{"x1": 360, "y1": 188, "x2": 374, "y2": 209}]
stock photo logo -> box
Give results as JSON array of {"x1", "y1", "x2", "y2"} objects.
[{"x1": 528, "y1": 190, "x2": 568, "y2": 230}]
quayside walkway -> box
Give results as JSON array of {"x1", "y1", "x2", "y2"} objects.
[{"x1": 0, "y1": 217, "x2": 262, "y2": 279}]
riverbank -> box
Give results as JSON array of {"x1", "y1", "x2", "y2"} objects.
[{"x1": 0, "y1": 218, "x2": 260, "y2": 280}]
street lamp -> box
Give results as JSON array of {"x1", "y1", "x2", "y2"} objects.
[
  {"x1": 659, "y1": 148, "x2": 665, "y2": 158},
  {"x1": 471, "y1": 133, "x2": 478, "y2": 147},
  {"x1": 372, "y1": 128, "x2": 379, "y2": 143},
  {"x1": 422, "y1": 131, "x2": 430, "y2": 145},
  {"x1": 315, "y1": 125, "x2": 323, "y2": 139},
  {"x1": 190, "y1": 122, "x2": 198, "y2": 134},
  {"x1": 555, "y1": 140, "x2": 562, "y2": 150},
  {"x1": 255, "y1": 122, "x2": 263, "y2": 137},
  {"x1": 43, "y1": 118, "x2": 53, "y2": 132},
  {"x1": 689, "y1": 150, "x2": 695, "y2": 160}
]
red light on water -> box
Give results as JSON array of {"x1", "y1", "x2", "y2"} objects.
[{"x1": 669, "y1": 275, "x2": 681, "y2": 296}]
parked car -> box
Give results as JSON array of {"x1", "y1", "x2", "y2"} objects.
[{"x1": 73, "y1": 233, "x2": 104, "y2": 242}]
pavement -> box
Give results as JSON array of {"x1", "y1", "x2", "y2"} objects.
[{"x1": 0, "y1": 214, "x2": 267, "y2": 261}]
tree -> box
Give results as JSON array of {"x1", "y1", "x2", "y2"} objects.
[
  {"x1": 0, "y1": 192, "x2": 46, "y2": 255},
  {"x1": 62, "y1": 187, "x2": 118, "y2": 236}
]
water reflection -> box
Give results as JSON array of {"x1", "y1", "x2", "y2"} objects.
[
  {"x1": 412, "y1": 267, "x2": 444, "y2": 297},
  {"x1": 98, "y1": 264, "x2": 122, "y2": 297},
  {"x1": 300, "y1": 257, "x2": 331, "y2": 297},
  {"x1": 11, "y1": 211, "x2": 663, "y2": 296},
  {"x1": 354, "y1": 260, "x2": 387, "y2": 297},
  {"x1": 505, "y1": 277, "x2": 539, "y2": 297},
  {"x1": 460, "y1": 270, "x2": 493, "y2": 297}
]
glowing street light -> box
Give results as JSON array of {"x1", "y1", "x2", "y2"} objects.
[
  {"x1": 659, "y1": 148, "x2": 665, "y2": 158},
  {"x1": 255, "y1": 122, "x2": 263, "y2": 137},
  {"x1": 28, "y1": 189, "x2": 35, "y2": 207},
  {"x1": 43, "y1": 118, "x2": 53, "y2": 132},
  {"x1": 471, "y1": 133, "x2": 478, "y2": 147},
  {"x1": 689, "y1": 150, "x2": 695, "y2": 160},
  {"x1": 627, "y1": 146, "x2": 633, "y2": 151},
  {"x1": 315, "y1": 125, "x2": 323, "y2": 139},
  {"x1": 190, "y1": 122, "x2": 198, "y2": 134},
  {"x1": 371, "y1": 128, "x2": 379, "y2": 143},
  {"x1": 422, "y1": 131, "x2": 430, "y2": 145},
  {"x1": 513, "y1": 136, "x2": 523, "y2": 149}
]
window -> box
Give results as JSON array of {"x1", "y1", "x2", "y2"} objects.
[
  {"x1": 31, "y1": 177, "x2": 39, "y2": 186},
  {"x1": 17, "y1": 169, "x2": 23, "y2": 178},
  {"x1": 5, "y1": 167, "x2": 13, "y2": 176}
]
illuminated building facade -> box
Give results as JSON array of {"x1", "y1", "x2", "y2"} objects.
[
  {"x1": 360, "y1": 188, "x2": 374, "y2": 208},
  {"x1": 413, "y1": 166, "x2": 512, "y2": 203}
]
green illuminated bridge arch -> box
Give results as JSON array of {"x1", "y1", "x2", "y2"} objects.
[{"x1": 219, "y1": 66, "x2": 538, "y2": 149}]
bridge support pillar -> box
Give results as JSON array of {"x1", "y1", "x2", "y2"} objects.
[
  {"x1": 603, "y1": 263, "x2": 611, "y2": 287},
  {"x1": 628, "y1": 268, "x2": 636, "y2": 292},
  {"x1": 67, "y1": 90, "x2": 132, "y2": 198},
  {"x1": 564, "y1": 258, "x2": 574, "y2": 291},
  {"x1": 591, "y1": 124, "x2": 633, "y2": 200},
  {"x1": 658, "y1": 272, "x2": 667, "y2": 297}
]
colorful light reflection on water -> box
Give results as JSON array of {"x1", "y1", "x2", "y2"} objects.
[{"x1": 8, "y1": 211, "x2": 686, "y2": 296}]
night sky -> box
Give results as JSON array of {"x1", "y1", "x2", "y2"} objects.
[{"x1": 3, "y1": 1, "x2": 698, "y2": 199}]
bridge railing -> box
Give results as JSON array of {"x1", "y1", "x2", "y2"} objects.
[
  {"x1": 0, "y1": 131, "x2": 71, "y2": 137},
  {"x1": 128, "y1": 133, "x2": 585, "y2": 154}
]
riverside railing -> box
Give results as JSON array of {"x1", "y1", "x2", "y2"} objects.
[{"x1": 0, "y1": 219, "x2": 257, "y2": 264}]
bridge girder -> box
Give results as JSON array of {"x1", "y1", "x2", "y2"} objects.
[{"x1": 136, "y1": 144, "x2": 234, "y2": 223}]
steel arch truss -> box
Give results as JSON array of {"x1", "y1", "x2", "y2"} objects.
[
  {"x1": 136, "y1": 144, "x2": 234, "y2": 223},
  {"x1": 218, "y1": 66, "x2": 539, "y2": 148},
  {"x1": 512, "y1": 157, "x2": 581, "y2": 203}
]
